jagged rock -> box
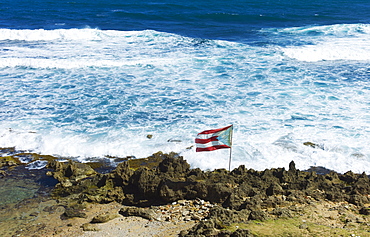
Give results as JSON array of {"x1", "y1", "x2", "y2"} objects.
[
  {"x1": 187, "y1": 168, "x2": 206, "y2": 181},
  {"x1": 207, "y1": 183, "x2": 233, "y2": 204},
  {"x1": 179, "y1": 219, "x2": 217, "y2": 237},
  {"x1": 111, "y1": 161, "x2": 133, "y2": 186},
  {"x1": 266, "y1": 182, "x2": 284, "y2": 196},
  {"x1": 305, "y1": 166, "x2": 334, "y2": 175},
  {"x1": 46, "y1": 152, "x2": 370, "y2": 236},
  {"x1": 158, "y1": 180, "x2": 186, "y2": 203},
  {"x1": 359, "y1": 206, "x2": 370, "y2": 215},
  {"x1": 223, "y1": 193, "x2": 245, "y2": 211},
  {"x1": 230, "y1": 229, "x2": 254, "y2": 237},
  {"x1": 261, "y1": 195, "x2": 284, "y2": 209},
  {"x1": 158, "y1": 154, "x2": 190, "y2": 176},
  {"x1": 341, "y1": 171, "x2": 357, "y2": 183},
  {"x1": 49, "y1": 153, "x2": 370, "y2": 210},
  {"x1": 289, "y1": 160, "x2": 296, "y2": 172},
  {"x1": 217, "y1": 230, "x2": 233, "y2": 237},
  {"x1": 248, "y1": 210, "x2": 267, "y2": 221},
  {"x1": 270, "y1": 207, "x2": 293, "y2": 218},
  {"x1": 180, "y1": 206, "x2": 253, "y2": 237},
  {"x1": 208, "y1": 206, "x2": 248, "y2": 227},
  {"x1": 349, "y1": 195, "x2": 367, "y2": 206},
  {"x1": 48, "y1": 160, "x2": 97, "y2": 187}
]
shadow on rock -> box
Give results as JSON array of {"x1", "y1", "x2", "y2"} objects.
[{"x1": 47, "y1": 152, "x2": 370, "y2": 236}]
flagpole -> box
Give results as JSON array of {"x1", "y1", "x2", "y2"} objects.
[{"x1": 228, "y1": 125, "x2": 233, "y2": 172}]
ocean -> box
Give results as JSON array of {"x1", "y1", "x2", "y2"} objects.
[{"x1": 1, "y1": 0, "x2": 370, "y2": 173}]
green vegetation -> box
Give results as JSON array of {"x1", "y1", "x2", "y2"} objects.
[{"x1": 222, "y1": 217, "x2": 370, "y2": 237}]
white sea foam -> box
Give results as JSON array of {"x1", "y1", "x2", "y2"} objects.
[
  {"x1": 26, "y1": 160, "x2": 48, "y2": 170},
  {"x1": 0, "y1": 27, "x2": 370, "y2": 174},
  {"x1": 1, "y1": 119, "x2": 369, "y2": 174},
  {"x1": 0, "y1": 28, "x2": 200, "y2": 69},
  {"x1": 274, "y1": 24, "x2": 370, "y2": 37},
  {"x1": 0, "y1": 28, "x2": 113, "y2": 41},
  {"x1": 276, "y1": 24, "x2": 370, "y2": 61},
  {"x1": 282, "y1": 37, "x2": 370, "y2": 61}
]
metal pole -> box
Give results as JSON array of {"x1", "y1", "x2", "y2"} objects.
[{"x1": 228, "y1": 125, "x2": 233, "y2": 172}]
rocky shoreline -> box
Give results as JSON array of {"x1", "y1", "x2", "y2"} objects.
[{"x1": 1, "y1": 149, "x2": 370, "y2": 236}]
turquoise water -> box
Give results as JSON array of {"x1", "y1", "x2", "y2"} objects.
[
  {"x1": 0, "y1": 0, "x2": 370, "y2": 173},
  {"x1": 0, "y1": 166, "x2": 56, "y2": 206}
]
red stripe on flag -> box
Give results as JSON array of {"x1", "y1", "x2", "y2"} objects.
[
  {"x1": 195, "y1": 136, "x2": 219, "y2": 144},
  {"x1": 197, "y1": 125, "x2": 233, "y2": 135},
  {"x1": 196, "y1": 145, "x2": 231, "y2": 152}
]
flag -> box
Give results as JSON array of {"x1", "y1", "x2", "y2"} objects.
[{"x1": 195, "y1": 125, "x2": 233, "y2": 152}]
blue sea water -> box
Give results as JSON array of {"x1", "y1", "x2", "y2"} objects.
[{"x1": 1, "y1": 0, "x2": 370, "y2": 173}]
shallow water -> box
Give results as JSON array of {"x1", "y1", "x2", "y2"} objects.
[
  {"x1": 0, "y1": 166, "x2": 57, "y2": 206},
  {"x1": 0, "y1": 165, "x2": 58, "y2": 236}
]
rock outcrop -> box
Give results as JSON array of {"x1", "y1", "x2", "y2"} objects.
[
  {"x1": 46, "y1": 151, "x2": 370, "y2": 236},
  {"x1": 48, "y1": 152, "x2": 370, "y2": 207}
]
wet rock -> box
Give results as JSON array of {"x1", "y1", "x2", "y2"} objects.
[
  {"x1": 48, "y1": 160, "x2": 97, "y2": 187},
  {"x1": 0, "y1": 156, "x2": 20, "y2": 168},
  {"x1": 167, "y1": 139, "x2": 182, "y2": 142},
  {"x1": 305, "y1": 166, "x2": 334, "y2": 175},
  {"x1": 303, "y1": 142, "x2": 323, "y2": 149}
]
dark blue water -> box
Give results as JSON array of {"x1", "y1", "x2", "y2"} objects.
[{"x1": 2, "y1": 0, "x2": 370, "y2": 42}]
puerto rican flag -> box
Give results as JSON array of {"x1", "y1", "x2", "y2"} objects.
[{"x1": 195, "y1": 125, "x2": 233, "y2": 152}]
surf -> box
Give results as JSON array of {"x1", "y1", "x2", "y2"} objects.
[{"x1": 0, "y1": 25, "x2": 369, "y2": 174}]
